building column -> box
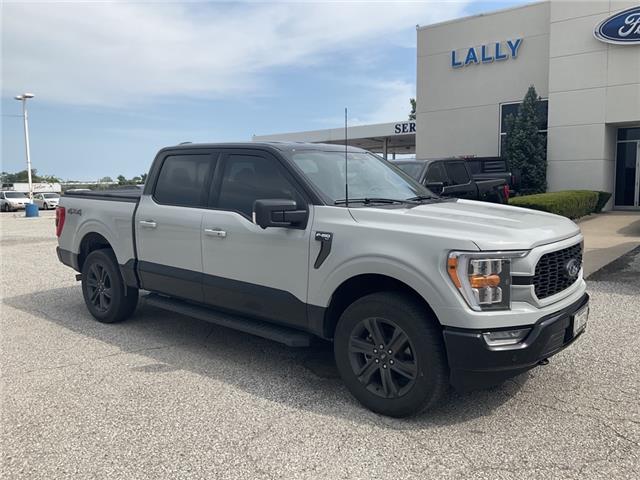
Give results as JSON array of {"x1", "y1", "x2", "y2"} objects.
[{"x1": 382, "y1": 138, "x2": 388, "y2": 160}]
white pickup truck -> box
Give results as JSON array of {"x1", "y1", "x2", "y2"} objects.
[{"x1": 56, "y1": 142, "x2": 588, "y2": 417}]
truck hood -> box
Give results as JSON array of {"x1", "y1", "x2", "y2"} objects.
[{"x1": 349, "y1": 199, "x2": 581, "y2": 250}]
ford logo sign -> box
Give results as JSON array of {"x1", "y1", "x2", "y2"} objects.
[{"x1": 594, "y1": 6, "x2": 640, "y2": 45}]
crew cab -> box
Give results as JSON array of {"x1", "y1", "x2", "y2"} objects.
[
  {"x1": 394, "y1": 158, "x2": 509, "y2": 203},
  {"x1": 56, "y1": 143, "x2": 588, "y2": 417}
]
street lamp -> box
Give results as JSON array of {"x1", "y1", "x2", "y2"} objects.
[{"x1": 14, "y1": 93, "x2": 35, "y2": 199}]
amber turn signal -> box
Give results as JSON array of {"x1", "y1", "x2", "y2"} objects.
[
  {"x1": 469, "y1": 274, "x2": 501, "y2": 289},
  {"x1": 447, "y1": 257, "x2": 461, "y2": 288}
]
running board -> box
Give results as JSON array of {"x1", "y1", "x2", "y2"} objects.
[{"x1": 143, "y1": 293, "x2": 313, "y2": 347}]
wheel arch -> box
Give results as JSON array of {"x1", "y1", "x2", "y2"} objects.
[
  {"x1": 77, "y1": 231, "x2": 113, "y2": 272},
  {"x1": 317, "y1": 273, "x2": 442, "y2": 340}
]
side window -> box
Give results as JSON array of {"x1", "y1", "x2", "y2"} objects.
[
  {"x1": 154, "y1": 154, "x2": 213, "y2": 207},
  {"x1": 444, "y1": 162, "x2": 470, "y2": 185},
  {"x1": 425, "y1": 163, "x2": 447, "y2": 184},
  {"x1": 216, "y1": 154, "x2": 303, "y2": 218}
]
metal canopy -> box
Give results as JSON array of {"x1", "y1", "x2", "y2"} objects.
[{"x1": 253, "y1": 120, "x2": 416, "y2": 159}]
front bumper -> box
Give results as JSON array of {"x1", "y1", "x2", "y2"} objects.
[{"x1": 443, "y1": 293, "x2": 589, "y2": 390}]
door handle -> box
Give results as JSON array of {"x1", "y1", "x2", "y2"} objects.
[
  {"x1": 204, "y1": 228, "x2": 227, "y2": 238},
  {"x1": 139, "y1": 220, "x2": 157, "y2": 228}
]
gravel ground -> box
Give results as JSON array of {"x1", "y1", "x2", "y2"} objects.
[{"x1": 1, "y1": 211, "x2": 639, "y2": 479}]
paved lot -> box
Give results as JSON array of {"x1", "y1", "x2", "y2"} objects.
[{"x1": 1, "y1": 212, "x2": 639, "y2": 479}]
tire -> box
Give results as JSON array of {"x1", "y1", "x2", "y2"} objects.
[
  {"x1": 43, "y1": 203, "x2": 48, "y2": 210},
  {"x1": 81, "y1": 249, "x2": 138, "y2": 323},
  {"x1": 1, "y1": 204, "x2": 7, "y2": 212},
  {"x1": 334, "y1": 291, "x2": 448, "y2": 417}
]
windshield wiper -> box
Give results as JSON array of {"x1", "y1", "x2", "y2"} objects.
[
  {"x1": 334, "y1": 197, "x2": 415, "y2": 205},
  {"x1": 405, "y1": 195, "x2": 439, "y2": 202}
]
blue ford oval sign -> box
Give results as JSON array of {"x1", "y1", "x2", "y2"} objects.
[{"x1": 594, "y1": 6, "x2": 640, "y2": 45}]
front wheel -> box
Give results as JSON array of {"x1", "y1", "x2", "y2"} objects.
[
  {"x1": 334, "y1": 292, "x2": 448, "y2": 417},
  {"x1": 81, "y1": 249, "x2": 138, "y2": 323},
  {"x1": 42, "y1": 203, "x2": 48, "y2": 210}
]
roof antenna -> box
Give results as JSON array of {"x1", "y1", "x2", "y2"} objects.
[{"x1": 344, "y1": 107, "x2": 349, "y2": 208}]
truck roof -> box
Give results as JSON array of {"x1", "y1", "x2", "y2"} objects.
[{"x1": 161, "y1": 142, "x2": 368, "y2": 154}]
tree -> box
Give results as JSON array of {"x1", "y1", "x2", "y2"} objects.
[
  {"x1": 0, "y1": 169, "x2": 60, "y2": 184},
  {"x1": 503, "y1": 85, "x2": 547, "y2": 195},
  {"x1": 140, "y1": 173, "x2": 148, "y2": 183},
  {"x1": 99, "y1": 176, "x2": 113, "y2": 183},
  {"x1": 117, "y1": 175, "x2": 127, "y2": 185},
  {"x1": 408, "y1": 98, "x2": 416, "y2": 121}
]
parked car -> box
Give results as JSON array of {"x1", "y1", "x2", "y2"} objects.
[
  {"x1": 394, "y1": 158, "x2": 509, "y2": 203},
  {"x1": 56, "y1": 143, "x2": 588, "y2": 417},
  {"x1": 33, "y1": 192, "x2": 61, "y2": 210},
  {"x1": 0, "y1": 191, "x2": 31, "y2": 212}
]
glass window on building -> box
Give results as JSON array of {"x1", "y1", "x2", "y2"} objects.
[{"x1": 499, "y1": 100, "x2": 548, "y2": 156}]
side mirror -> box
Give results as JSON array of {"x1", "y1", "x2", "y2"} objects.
[
  {"x1": 253, "y1": 199, "x2": 308, "y2": 229},
  {"x1": 425, "y1": 181, "x2": 444, "y2": 194}
]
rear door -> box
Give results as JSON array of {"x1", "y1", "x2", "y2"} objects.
[
  {"x1": 135, "y1": 151, "x2": 218, "y2": 302},
  {"x1": 200, "y1": 149, "x2": 312, "y2": 328}
]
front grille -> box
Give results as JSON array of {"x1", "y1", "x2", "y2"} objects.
[{"x1": 533, "y1": 243, "x2": 583, "y2": 299}]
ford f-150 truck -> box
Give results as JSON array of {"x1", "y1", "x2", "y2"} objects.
[{"x1": 56, "y1": 142, "x2": 588, "y2": 417}]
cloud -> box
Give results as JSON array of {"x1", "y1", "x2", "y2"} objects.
[{"x1": 2, "y1": 0, "x2": 469, "y2": 106}]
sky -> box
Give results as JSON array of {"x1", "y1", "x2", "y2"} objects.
[{"x1": 1, "y1": 0, "x2": 528, "y2": 181}]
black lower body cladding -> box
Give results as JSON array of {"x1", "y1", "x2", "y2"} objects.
[{"x1": 443, "y1": 293, "x2": 589, "y2": 391}]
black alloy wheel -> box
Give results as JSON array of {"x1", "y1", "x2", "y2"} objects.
[
  {"x1": 86, "y1": 262, "x2": 113, "y2": 313},
  {"x1": 348, "y1": 317, "x2": 417, "y2": 399},
  {"x1": 81, "y1": 248, "x2": 139, "y2": 323},
  {"x1": 334, "y1": 291, "x2": 448, "y2": 417}
]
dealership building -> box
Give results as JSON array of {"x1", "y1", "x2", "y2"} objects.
[{"x1": 255, "y1": 0, "x2": 640, "y2": 209}]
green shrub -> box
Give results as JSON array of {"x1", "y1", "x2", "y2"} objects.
[
  {"x1": 594, "y1": 191, "x2": 612, "y2": 213},
  {"x1": 509, "y1": 190, "x2": 599, "y2": 219}
]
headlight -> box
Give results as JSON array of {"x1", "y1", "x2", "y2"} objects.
[{"x1": 447, "y1": 251, "x2": 528, "y2": 311}]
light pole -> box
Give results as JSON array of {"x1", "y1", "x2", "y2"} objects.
[{"x1": 14, "y1": 93, "x2": 35, "y2": 199}]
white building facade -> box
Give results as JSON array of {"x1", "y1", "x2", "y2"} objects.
[{"x1": 416, "y1": 0, "x2": 640, "y2": 209}]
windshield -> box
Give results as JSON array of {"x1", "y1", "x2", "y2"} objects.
[
  {"x1": 290, "y1": 151, "x2": 433, "y2": 204},
  {"x1": 4, "y1": 192, "x2": 27, "y2": 199},
  {"x1": 43, "y1": 193, "x2": 60, "y2": 198}
]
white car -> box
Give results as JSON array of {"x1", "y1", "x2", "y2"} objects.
[
  {"x1": 0, "y1": 191, "x2": 32, "y2": 212},
  {"x1": 33, "y1": 192, "x2": 61, "y2": 210}
]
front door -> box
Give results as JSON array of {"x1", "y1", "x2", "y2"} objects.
[
  {"x1": 200, "y1": 149, "x2": 312, "y2": 328},
  {"x1": 615, "y1": 128, "x2": 640, "y2": 209}
]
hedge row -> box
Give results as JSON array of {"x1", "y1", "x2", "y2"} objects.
[{"x1": 509, "y1": 190, "x2": 611, "y2": 219}]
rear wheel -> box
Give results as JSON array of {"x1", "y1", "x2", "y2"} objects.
[
  {"x1": 334, "y1": 291, "x2": 448, "y2": 417},
  {"x1": 1, "y1": 204, "x2": 8, "y2": 212},
  {"x1": 81, "y1": 249, "x2": 138, "y2": 323}
]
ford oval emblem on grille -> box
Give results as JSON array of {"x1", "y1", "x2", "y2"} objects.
[{"x1": 565, "y1": 258, "x2": 581, "y2": 280}]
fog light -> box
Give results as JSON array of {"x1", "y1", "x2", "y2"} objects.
[{"x1": 482, "y1": 328, "x2": 531, "y2": 347}]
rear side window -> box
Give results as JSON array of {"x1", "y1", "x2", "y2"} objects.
[
  {"x1": 216, "y1": 154, "x2": 303, "y2": 218},
  {"x1": 154, "y1": 154, "x2": 213, "y2": 207},
  {"x1": 444, "y1": 162, "x2": 470, "y2": 184},
  {"x1": 425, "y1": 163, "x2": 447, "y2": 183},
  {"x1": 466, "y1": 160, "x2": 482, "y2": 174}
]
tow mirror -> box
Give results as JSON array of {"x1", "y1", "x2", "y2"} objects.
[{"x1": 253, "y1": 199, "x2": 307, "y2": 229}]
